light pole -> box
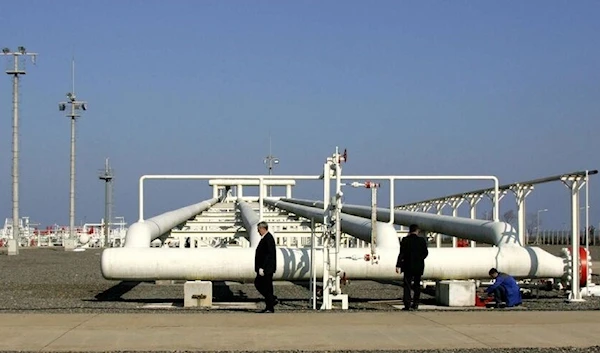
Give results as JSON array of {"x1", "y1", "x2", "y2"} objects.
[
  {"x1": 1, "y1": 46, "x2": 37, "y2": 256},
  {"x1": 580, "y1": 205, "x2": 590, "y2": 253},
  {"x1": 58, "y1": 59, "x2": 87, "y2": 249},
  {"x1": 263, "y1": 136, "x2": 279, "y2": 197},
  {"x1": 98, "y1": 158, "x2": 113, "y2": 247},
  {"x1": 537, "y1": 208, "x2": 548, "y2": 244}
]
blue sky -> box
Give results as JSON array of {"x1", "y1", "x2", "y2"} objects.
[{"x1": 0, "y1": 1, "x2": 598, "y2": 231}]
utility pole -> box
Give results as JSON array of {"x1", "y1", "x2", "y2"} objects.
[
  {"x1": 98, "y1": 158, "x2": 113, "y2": 247},
  {"x1": 1, "y1": 47, "x2": 37, "y2": 256},
  {"x1": 263, "y1": 135, "x2": 279, "y2": 197},
  {"x1": 58, "y1": 59, "x2": 88, "y2": 250}
]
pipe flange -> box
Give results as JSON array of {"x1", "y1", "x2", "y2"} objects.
[{"x1": 562, "y1": 247, "x2": 591, "y2": 288}]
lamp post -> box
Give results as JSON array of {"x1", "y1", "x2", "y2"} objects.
[
  {"x1": 58, "y1": 59, "x2": 87, "y2": 249},
  {"x1": 580, "y1": 205, "x2": 590, "y2": 254},
  {"x1": 537, "y1": 208, "x2": 548, "y2": 244},
  {"x1": 98, "y1": 158, "x2": 113, "y2": 247},
  {"x1": 1, "y1": 46, "x2": 37, "y2": 256}
]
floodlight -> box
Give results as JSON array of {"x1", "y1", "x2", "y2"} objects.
[
  {"x1": 58, "y1": 103, "x2": 66, "y2": 111},
  {"x1": 18, "y1": 46, "x2": 25, "y2": 54},
  {"x1": 274, "y1": 160, "x2": 279, "y2": 164},
  {"x1": 81, "y1": 103, "x2": 87, "y2": 111},
  {"x1": 2, "y1": 48, "x2": 9, "y2": 54}
]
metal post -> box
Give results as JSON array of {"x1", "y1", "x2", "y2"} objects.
[
  {"x1": 449, "y1": 197, "x2": 464, "y2": 247},
  {"x1": 99, "y1": 158, "x2": 113, "y2": 247},
  {"x1": 371, "y1": 185, "x2": 377, "y2": 258},
  {"x1": 310, "y1": 218, "x2": 316, "y2": 310},
  {"x1": 2, "y1": 46, "x2": 37, "y2": 255},
  {"x1": 562, "y1": 175, "x2": 585, "y2": 302},
  {"x1": 264, "y1": 135, "x2": 279, "y2": 197},
  {"x1": 58, "y1": 59, "x2": 87, "y2": 250},
  {"x1": 334, "y1": 150, "x2": 342, "y2": 295},
  {"x1": 465, "y1": 194, "x2": 482, "y2": 247},
  {"x1": 511, "y1": 184, "x2": 533, "y2": 246},
  {"x1": 537, "y1": 209, "x2": 548, "y2": 245},
  {"x1": 585, "y1": 170, "x2": 589, "y2": 265},
  {"x1": 11, "y1": 56, "x2": 20, "y2": 251},
  {"x1": 435, "y1": 201, "x2": 445, "y2": 248},
  {"x1": 321, "y1": 160, "x2": 331, "y2": 309},
  {"x1": 69, "y1": 113, "x2": 76, "y2": 241}
]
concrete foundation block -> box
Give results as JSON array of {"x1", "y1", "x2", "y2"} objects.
[
  {"x1": 7, "y1": 239, "x2": 18, "y2": 256},
  {"x1": 184, "y1": 281, "x2": 212, "y2": 308},
  {"x1": 435, "y1": 280, "x2": 475, "y2": 307},
  {"x1": 63, "y1": 239, "x2": 77, "y2": 251}
]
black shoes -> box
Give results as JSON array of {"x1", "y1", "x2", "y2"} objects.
[
  {"x1": 258, "y1": 308, "x2": 274, "y2": 313},
  {"x1": 401, "y1": 303, "x2": 419, "y2": 311},
  {"x1": 257, "y1": 296, "x2": 278, "y2": 313}
]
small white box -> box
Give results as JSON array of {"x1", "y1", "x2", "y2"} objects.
[
  {"x1": 184, "y1": 281, "x2": 213, "y2": 308},
  {"x1": 435, "y1": 280, "x2": 475, "y2": 307}
]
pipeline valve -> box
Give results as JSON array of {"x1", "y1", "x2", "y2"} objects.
[{"x1": 363, "y1": 253, "x2": 380, "y2": 264}]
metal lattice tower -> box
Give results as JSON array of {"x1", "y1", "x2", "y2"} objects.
[
  {"x1": 58, "y1": 59, "x2": 88, "y2": 246},
  {"x1": 1, "y1": 46, "x2": 37, "y2": 255},
  {"x1": 98, "y1": 158, "x2": 113, "y2": 247}
]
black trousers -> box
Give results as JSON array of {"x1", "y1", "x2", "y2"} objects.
[
  {"x1": 403, "y1": 272, "x2": 422, "y2": 308},
  {"x1": 254, "y1": 273, "x2": 275, "y2": 310}
]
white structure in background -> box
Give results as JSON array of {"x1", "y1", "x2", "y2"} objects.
[
  {"x1": 0, "y1": 217, "x2": 36, "y2": 247},
  {"x1": 0, "y1": 216, "x2": 128, "y2": 248}
]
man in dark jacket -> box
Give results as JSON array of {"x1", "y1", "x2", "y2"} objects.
[
  {"x1": 254, "y1": 221, "x2": 277, "y2": 313},
  {"x1": 396, "y1": 224, "x2": 429, "y2": 310}
]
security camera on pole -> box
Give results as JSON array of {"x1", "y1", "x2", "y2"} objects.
[
  {"x1": 263, "y1": 136, "x2": 279, "y2": 197},
  {"x1": 1, "y1": 46, "x2": 37, "y2": 256},
  {"x1": 58, "y1": 60, "x2": 87, "y2": 251}
]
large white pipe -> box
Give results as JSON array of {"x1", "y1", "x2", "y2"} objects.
[
  {"x1": 264, "y1": 198, "x2": 399, "y2": 249},
  {"x1": 101, "y1": 246, "x2": 566, "y2": 281},
  {"x1": 279, "y1": 198, "x2": 520, "y2": 247},
  {"x1": 125, "y1": 197, "x2": 219, "y2": 248},
  {"x1": 236, "y1": 200, "x2": 261, "y2": 247}
]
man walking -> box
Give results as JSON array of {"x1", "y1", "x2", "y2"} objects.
[
  {"x1": 396, "y1": 224, "x2": 429, "y2": 310},
  {"x1": 254, "y1": 221, "x2": 277, "y2": 313}
]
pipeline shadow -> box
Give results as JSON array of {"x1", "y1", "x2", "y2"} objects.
[{"x1": 93, "y1": 281, "x2": 142, "y2": 302}]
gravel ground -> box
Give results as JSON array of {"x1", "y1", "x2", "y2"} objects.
[
  {"x1": 1, "y1": 247, "x2": 599, "y2": 314},
  {"x1": 1, "y1": 349, "x2": 600, "y2": 353}
]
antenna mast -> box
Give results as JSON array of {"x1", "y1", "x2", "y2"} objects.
[{"x1": 58, "y1": 58, "x2": 88, "y2": 250}]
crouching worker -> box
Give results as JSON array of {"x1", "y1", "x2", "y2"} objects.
[{"x1": 483, "y1": 268, "x2": 522, "y2": 308}]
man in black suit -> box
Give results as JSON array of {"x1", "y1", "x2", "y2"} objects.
[
  {"x1": 396, "y1": 224, "x2": 429, "y2": 310},
  {"x1": 254, "y1": 221, "x2": 277, "y2": 313}
]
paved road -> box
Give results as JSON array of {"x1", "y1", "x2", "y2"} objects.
[{"x1": 1, "y1": 311, "x2": 599, "y2": 351}]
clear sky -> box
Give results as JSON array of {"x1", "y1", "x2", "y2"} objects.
[{"x1": 0, "y1": 1, "x2": 598, "y2": 231}]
